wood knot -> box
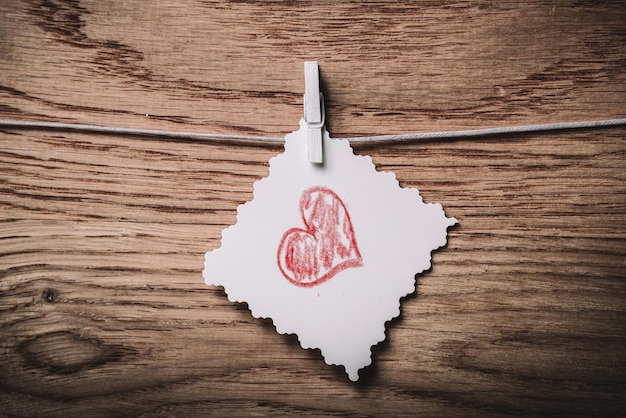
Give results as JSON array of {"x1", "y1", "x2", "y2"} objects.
[
  {"x1": 18, "y1": 331, "x2": 125, "y2": 374},
  {"x1": 42, "y1": 288, "x2": 56, "y2": 303}
]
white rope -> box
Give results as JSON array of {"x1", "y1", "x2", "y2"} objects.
[
  {"x1": 1, "y1": 118, "x2": 625, "y2": 144},
  {"x1": 0, "y1": 120, "x2": 284, "y2": 143},
  {"x1": 344, "y1": 118, "x2": 626, "y2": 143}
]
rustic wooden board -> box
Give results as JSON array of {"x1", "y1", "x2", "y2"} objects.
[{"x1": 1, "y1": 1, "x2": 625, "y2": 416}]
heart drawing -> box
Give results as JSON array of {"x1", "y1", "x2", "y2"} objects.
[{"x1": 277, "y1": 186, "x2": 362, "y2": 287}]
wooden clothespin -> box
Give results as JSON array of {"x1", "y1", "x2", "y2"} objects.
[{"x1": 304, "y1": 61, "x2": 325, "y2": 164}]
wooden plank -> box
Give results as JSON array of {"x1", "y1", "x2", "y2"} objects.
[{"x1": 1, "y1": 1, "x2": 625, "y2": 416}]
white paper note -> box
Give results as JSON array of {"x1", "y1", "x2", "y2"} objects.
[{"x1": 204, "y1": 120, "x2": 456, "y2": 381}]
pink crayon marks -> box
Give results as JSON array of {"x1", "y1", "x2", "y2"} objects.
[{"x1": 277, "y1": 186, "x2": 362, "y2": 287}]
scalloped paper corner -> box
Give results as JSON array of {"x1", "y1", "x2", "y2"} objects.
[{"x1": 203, "y1": 120, "x2": 456, "y2": 381}]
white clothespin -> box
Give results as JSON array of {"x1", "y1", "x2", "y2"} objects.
[{"x1": 303, "y1": 61, "x2": 325, "y2": 163}]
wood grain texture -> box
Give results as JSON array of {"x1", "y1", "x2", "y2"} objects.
[{"x1": 1, "y1": 1, "x2": 625, "y2": 416}]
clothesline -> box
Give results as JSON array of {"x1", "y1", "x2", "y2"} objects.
[{"x1": 1, "y1": 118, "x2": 625, "y2": 144}]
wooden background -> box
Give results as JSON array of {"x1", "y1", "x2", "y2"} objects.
[{"x1": 1, "y1": 1, "x2": 625, "y2": 416}]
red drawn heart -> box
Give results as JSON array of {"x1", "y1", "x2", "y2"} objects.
[{"x1": 277, "y1": 186, "x2": 362, "y2": 287}]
